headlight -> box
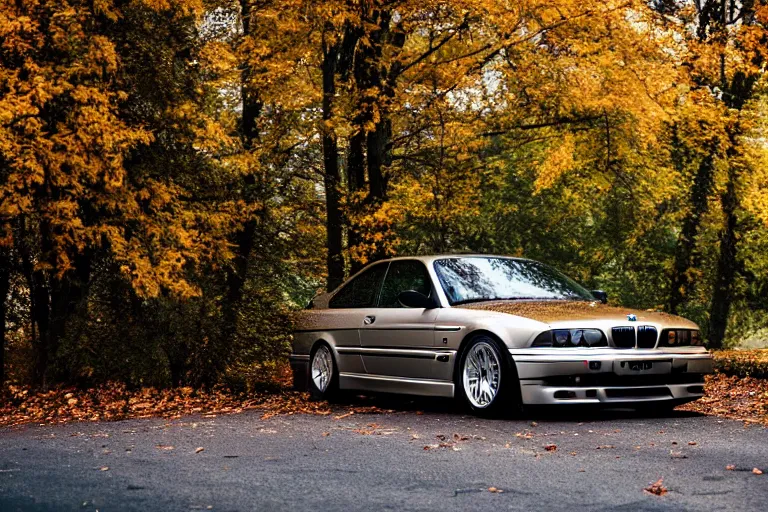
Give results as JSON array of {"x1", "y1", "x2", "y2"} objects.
[
  {"x1": 554, "y1": 330, "x2": 570, "y2": 346},
  {"x1": 532, "y1": 329, "x2": 607, "y2": 347},
  {"x1": 691, "y1": 330, "x2": 702, "y2": 346},
  {"x1": 659, "y1": 329, "x2": 702, "y2": 347},
  {"x1": 583, "y1": 329, "x2": 604, "y2": 346},
  {"x1": 570, "y1": 330, "x2": 584, "y2": 346}
]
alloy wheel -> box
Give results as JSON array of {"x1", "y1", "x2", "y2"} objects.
[{"x1": 462, "y1": 341, "x2": 501, "y2": 408}]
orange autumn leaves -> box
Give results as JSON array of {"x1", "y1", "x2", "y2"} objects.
[{"x1": 0, "y1": 0, "x2": 229, "y2": 299}]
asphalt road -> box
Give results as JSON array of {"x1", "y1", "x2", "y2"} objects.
[{"x1": 1, "y1": 397, "x2": 767, "y2": 511}]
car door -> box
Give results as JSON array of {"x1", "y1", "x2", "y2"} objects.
[
  {"x1": 358, "y1": 260, "x2": 442, "y2": 380},
  {"x1": 326, "y1": 263, "x2": 389, "y2": 375}
]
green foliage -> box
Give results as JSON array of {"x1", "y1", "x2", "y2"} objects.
[{"x1": 2, "y1": 0, "x2": 768, "y2": 390}]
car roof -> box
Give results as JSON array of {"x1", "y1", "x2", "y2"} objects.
[{"x1": 367, "y1": 254, "x2": 534, "y2": 265}]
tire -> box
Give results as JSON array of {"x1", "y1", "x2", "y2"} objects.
[
  {"x1": 309, "y1": 342, "x2": 339, "y2": 401},
  {"x1": 457, "y1": 334, "x2": 519, "y2": 417}
]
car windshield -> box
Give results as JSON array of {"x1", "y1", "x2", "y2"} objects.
[{"x1": 433, "y1": 257, "x2": 595, "y2": 305}]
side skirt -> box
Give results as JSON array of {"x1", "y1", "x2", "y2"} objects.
[{"x1": 339, "y1": 372, "x2": 455, "y2": 398}]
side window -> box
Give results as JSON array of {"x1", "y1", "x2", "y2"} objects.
[
  {"x1": 329, "y1": 264, "x2": 388, "y2": 308},
  {"x1": 378, "y1": 261, "x2": 431, "y2": 308}
]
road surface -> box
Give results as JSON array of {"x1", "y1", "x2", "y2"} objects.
[{"x1": 1, "y1": 397, "x2": 766, "y2": 511}]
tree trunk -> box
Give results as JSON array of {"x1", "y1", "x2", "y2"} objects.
[
  {"x1": 29, "y1": 268, "x2": 50, "y2": 389},
  {"x1": 366, "y1": 119, "x2": 390, "y2": 204},
  {"x1": 220, "y1": 0, "x2": 262, "y2": 350},
  {"x1": 48, "y1": 252, "x2": 91, "y2": 383},
  {"x1": 0, "y1": 248, "x2": 10, "y2": 389},
  {"x1": 223, "y1": 219, "x2": 256, "y2": 341},
  {"x1": 360, "y1": 9, "x2": 396, "y2": 265},
  {"x1": 322, "y1": 32, "x2": 345, "y2": 292},
  {"x1": 708, "y1": 184, "x2": 737, "y2": 348},
  {"x1": 668, "y1": 147, "x2": 717, "y2": 313},
  {"x1": 346, "y1": 128, "x2": 366, "y2": 274},
  {"x1": 708, "y1": 145, "x2": 740, "y2": 349}
]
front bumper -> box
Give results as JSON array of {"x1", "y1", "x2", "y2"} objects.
[{"x1": 511, "y1": 349, "x2": 714, "y2": 406}]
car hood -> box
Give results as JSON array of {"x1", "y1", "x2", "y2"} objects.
[{"x1": 456, "y1": 300, "x2": 697, "y2": 328}]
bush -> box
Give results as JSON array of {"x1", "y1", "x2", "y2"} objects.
[{"x1": 714, "y1": 350, "x2": 768, "y2": 379}]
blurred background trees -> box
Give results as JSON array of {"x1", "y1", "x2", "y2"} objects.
[{"x1": 1, "y1": 0, "x2": 767, "y2": 390}]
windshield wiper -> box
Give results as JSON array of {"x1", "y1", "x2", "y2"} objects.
[{"x1": 452, "y1": 296, "x2": 558, "y2": 305}]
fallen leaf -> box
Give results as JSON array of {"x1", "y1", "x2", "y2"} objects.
[
  {"x1": 488, "y1": 487, "x2": 503, "y2": 493},
  {"x1": 334, "y1": 412, "x2": 354, "y2": 420},
  {"x1": 753, "y1": 468, "x2": 763, "y2": 475},
  {"x1": 670, "y1": 450, "x2": 687, "y2": 459},
  {"x1": 688, "y1": 441, "x2": 697, "y2": 446},
  {"x1": 644, "y1": 478, "x2": 668, "y2": 496},
  {"x1": 322, "y1": 432, "x2": 330, "y2": 437},
  {"x1": 99, "y1": 466, "x2": 109, "y2": 471},
  {"x1": 726, "y1": 465, "x2": 736, "y2": 471},
  {"x1": 195, "y1": 447, "x2": 204, "y2": 453},
  {"x1": 544, "y1": 444, "x2": 557, "y2": 452},
  {"x1": 155, "y1": 445, "x2": 174, "y2": 451}
]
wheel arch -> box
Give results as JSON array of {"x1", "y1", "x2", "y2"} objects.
[
  {"x1": 309, "y1": 337, "x2": 338, "y2": 362},
  {"x1": 453, "y1": 329, "x2": 522, "y2": 403}
]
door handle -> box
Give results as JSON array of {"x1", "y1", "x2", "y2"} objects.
[{"x1": 363, "y1": 315, "x2": 376, "y2": 325}]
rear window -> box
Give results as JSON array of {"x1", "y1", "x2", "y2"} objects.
[{"x1": 329, "y1": 264, "x2": 388, "y2": 308}]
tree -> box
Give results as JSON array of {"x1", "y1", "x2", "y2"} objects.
[
  {"x1": 652, "y1": 0, "x2": 768, "y2": 347},
  {"x1": 0, "y1": 0, "x2": 233, "y2": 386}
]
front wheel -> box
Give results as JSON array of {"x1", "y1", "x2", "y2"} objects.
[
  {"x1": 457, "y1": 335, "x2": 518, "y2": 417},
  {"x1": 309, "y1": 343, "x2": 339, "y2": 401}
]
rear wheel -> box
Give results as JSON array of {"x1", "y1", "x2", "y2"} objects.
[
  {"x1": 309, "y1": 343, "x2": 339, "y2": 401},
  {"x1": 457, "y1": 335, "x2": 518, "y2": 417}
]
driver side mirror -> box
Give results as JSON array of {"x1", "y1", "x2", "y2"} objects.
[
  {"x1": 398, "y1": 290, "x2": 437, "y2": 309},
  {"x1": 591, "y1": 290, "x2": 608, "y2": 304}
]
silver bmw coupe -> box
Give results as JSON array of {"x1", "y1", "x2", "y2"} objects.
[{"x1": 290, "y1": 255, "x2": 714, "y2": 416}]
